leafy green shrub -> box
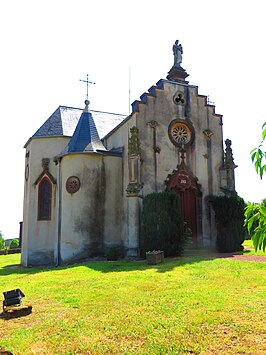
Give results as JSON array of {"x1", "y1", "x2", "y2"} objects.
[
  {"x1": 210, "y1": 195, "x2": 245, "y2": 252},
  {"x1": 245, "y1": 198, "x2": 266, "y2": 251},
  {"x1": 9, "y1": 238, "x2": 20, "y2": 249},
  {"x1": 0, "y1": 235, "x2": 5, "y2": 250},
  {"x1": 140, "y1": 192, "x2": 184, "y2": 257},
  {"x1": 106, "y1": 246, "x2": 123, "y2": 261}
]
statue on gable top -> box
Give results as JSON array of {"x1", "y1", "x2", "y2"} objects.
[{"x1": 173, "y1": 40, "x2": 183, "y2": 67}]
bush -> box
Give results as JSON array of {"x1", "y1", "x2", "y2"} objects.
[
  {"x1": 140, "y1": 192, "x2": 184, "y2": 257},
  {"x1": 106, "y1": 246, "x2": 124, "y2": 261},
  {"x1": 0, "y1": 235, "x2": 5, "y2": 250},
  {"x1": 245, "y1": 198, "x2": 266, "y2": 251},
  {"x1": 210, "y1": 195, "x2": 245, "y2": 252},
  {"x1": 9, "y1": 238, "x2": 19, "y2": 249}
]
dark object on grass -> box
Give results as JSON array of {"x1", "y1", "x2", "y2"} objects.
[
  {"x1": 0, "y1": 349, "x2": 13, "y2": 355},
  {"x1": 2, "y1": 289, "x2": 25, "y2": 312}
]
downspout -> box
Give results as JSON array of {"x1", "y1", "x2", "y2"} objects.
[
  {"x1": 55, "y1": 157, "x2": 62, "y2": 266},
  {"x1": 153, "y1": 126, "x2": 157, "y2": 192},
  {"x1": 147, "y1": 120, "x2": 159, "y2": 192}
]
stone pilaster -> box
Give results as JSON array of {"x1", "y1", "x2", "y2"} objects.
[{"x1": 126, "y1": 196, "x2": 141, "y2": 257}]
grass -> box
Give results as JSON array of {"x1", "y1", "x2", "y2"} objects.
[
  {"x1": 243, "y1": 239, "x2": 266, "y2": 255},
  {"x1": 0, "y1": 252, "x2": 265, "y2": 354}
]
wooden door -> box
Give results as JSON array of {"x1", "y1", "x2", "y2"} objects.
[{"x1": 179, "y1": 189, "x2": 197, "y2": 240}]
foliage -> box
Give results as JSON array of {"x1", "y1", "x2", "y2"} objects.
[
  {"x1": 210, "y1": 194, "x2": 245, "y2": 252},
  {"x1": 245, "y1": 122, "x2": 266, "y2": 251},
  {"x1": 106, "y1": 246, "x2": 123, "y2": 261},
  {"x1": 9, "y1": 238, "x2": 20, "y2": 249},
  {"x1": 140, "y1": 191, "x2": 184, "y2": 257},
  {"x1": 244, "y1": 199, "x2": 266, "y2": 252},
  {"x1": 243, "y1": 239, "x2": 266, "y2": 255},
  {"x1": 250, "y1": 122, "x2": 266, "y2": 179},
  {"x1": 0, "y1": 235, "x2": 5, "y2": 250},
  {"x1": 0, "y1": 254, "x2": 265, "y2": 354}
]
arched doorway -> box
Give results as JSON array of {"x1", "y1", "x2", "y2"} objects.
[{"x1": 166, "y1": 161, "x2": 202, "y2": 244}]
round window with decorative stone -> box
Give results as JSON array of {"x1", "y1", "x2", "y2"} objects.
[
  {"x1": 173, "y1": 92, "x2": 185, "y2": 105},
  {"x1": 168, "y1": 120, "x2": 194, "y2": 147},
  {"x1": 66, "y1": 176, "x2": 80, "y2": 194}
]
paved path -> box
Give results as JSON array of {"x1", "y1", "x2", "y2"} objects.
[{"x1": 183, "y1": 248, "x2": 266, "y2": 262}]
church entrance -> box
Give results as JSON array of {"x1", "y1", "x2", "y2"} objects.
[
  {"x1": 177, "y1": 189, "x2": 197, "y2": 240},
  {"x1": 166, "y1": 161, "x2": 202, "y2": 244}
]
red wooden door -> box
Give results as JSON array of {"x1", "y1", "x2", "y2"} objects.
[{"x1": 179, "y1": 189, "x2": 197, "y2": 240}]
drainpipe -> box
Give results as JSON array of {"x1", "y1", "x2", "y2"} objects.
[
  {"x1": 55, "y1": 157, "x2": 62, "y2": 266},
  {"x1": 147, "y1": 120, "x2": 159, "y2": 192}
]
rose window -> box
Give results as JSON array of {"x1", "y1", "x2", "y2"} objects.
[{"x1": 168, "y1": 120, "x2": 194, "y2": 147}]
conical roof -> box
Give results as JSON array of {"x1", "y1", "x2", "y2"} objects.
[{"x1": 67, "y1": 100, "x2": 106, "y2": 153}]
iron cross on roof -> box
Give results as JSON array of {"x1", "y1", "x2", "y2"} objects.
[{"x1": 79, "y1": 74, "x2": 95, "y2": 101}]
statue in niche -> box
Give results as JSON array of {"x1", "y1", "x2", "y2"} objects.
[
  {"x1": 173, "y1": 40, "x2": 183, "y2": 67},
  {"x1": 128, "y1": 126, "x2": 141, "y2": 155}
]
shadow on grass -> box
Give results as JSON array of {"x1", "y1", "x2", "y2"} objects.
[
  {"x1": 0, "y1": 250, "x2": 252, "y2": 277},
  {"x1": 0, "y1": 305, "x2": 32, "y2": 321}
]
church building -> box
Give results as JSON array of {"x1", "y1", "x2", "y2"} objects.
[{"x1": 21, "y1": 40, "x2": 237, "y2": 266}]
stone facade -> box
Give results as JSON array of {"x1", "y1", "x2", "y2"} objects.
[{"x1": 21, "y1": 41, "x2": 236, "y2": 266}]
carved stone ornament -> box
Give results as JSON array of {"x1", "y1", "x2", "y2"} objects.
[
  {"x1": 172, "y1": 40, "x2": 183, "y2": 68},
  {"x1": 42, "y1": 158, "x2": 50, "y2": 171},
  {"x1": 66, "y1": 176, "x2": 80, "y2": 194},
  {"x1": 126, "y1": 182, "x2": 143, "y2": 197},
  {"x1": 166, "y1": 160, "x2": 201, "y2": 194},
  {"x1": 168, "y1": 120, "x2": 194, "y2": 147},
  {"x1": 128, "y1": 126, "x2": 141, "y2": 156},
  {"x1": 203, "y1": 129, "x2": 214, "y2": 140},
  {"x1": 173, "y1": 92, "x2": 185, "y2": 105},
  {"x1": 224, "y1": 139, "x2": 237, "y2": 168}
]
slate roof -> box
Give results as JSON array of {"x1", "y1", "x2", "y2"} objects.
[
  {"x1": 32, "y1": 106, "x2": 126, "y2": 140},
  {"x1": 67, "y1": 104, "x2": 106, "y2": 153}
]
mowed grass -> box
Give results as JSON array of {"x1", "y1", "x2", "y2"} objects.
[
  {"x1": 0, "y1": 252, "x2": 265, "y2": 355},
  {"x1": 243, "y1": 239, "x2": 266, "y2": 256}
]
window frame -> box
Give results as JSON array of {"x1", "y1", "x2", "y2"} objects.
[{"x1": 37, "y1": 176, "x2": 52, "y2": 220}]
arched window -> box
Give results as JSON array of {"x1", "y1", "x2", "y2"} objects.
[{"x1": 38, "y1": 177, "x2": 52, "y2": 220}]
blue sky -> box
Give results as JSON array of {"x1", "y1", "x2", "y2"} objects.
[{"x1": 0, "y1": 0, "x2": 265, "y2": 238}]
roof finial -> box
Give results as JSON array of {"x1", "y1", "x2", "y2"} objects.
[
  {"x1": 79, "y1": 74, "x2": 95, "y2": 101},
  {"x1": 167, "y1": 39, "x2": 189, "y2": 83},
  {"x1": 84, "y1": 99, "x2": 90, "y2": 113},
  {"x1": 173, "y1": 39, "x2": 183, "y2": 68}
]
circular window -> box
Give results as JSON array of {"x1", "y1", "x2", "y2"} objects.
[
  {"x1": 168, "y1": 120, "x2": 194, "y2": 147},
  {"x1": 173, "y1": 92, "x2": 185, "y2": 105},
  {"x1": 66, "y1": 176, "x2": 80, "y2": 194}
]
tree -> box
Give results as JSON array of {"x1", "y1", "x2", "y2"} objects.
[
  {"x1": 9, "y1": 238, "x2": 19, "y2": 249},
  {"x1": 244, "y1": 122, "x2": 266, "y2": 251},
  {"x1": 0, "y1": 231, "x2": 5, "y2": 250},
  {"x1": 250, "y1": 122, "x2": 266, "y2": 179}
]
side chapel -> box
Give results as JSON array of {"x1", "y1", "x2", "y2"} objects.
[{"x1": 21, "y1": 40, "x2": 237, "y2": 266}]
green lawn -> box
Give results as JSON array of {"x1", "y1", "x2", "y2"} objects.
[
  {"x1": 243, "y1": 239, "x2": 266, "y2": 255},
  {"x1": 0, "y1": 252, "x2": 265, "y2": 355}
]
